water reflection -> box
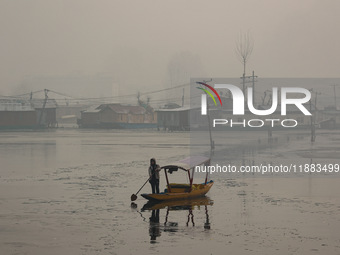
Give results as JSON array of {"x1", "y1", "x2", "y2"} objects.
[
  {"x1": 137, "y1": 197, "x2": 213, "y2": 243},
  {"x1": 149, "y1": 209, "x2": 161, "y2": 242}
]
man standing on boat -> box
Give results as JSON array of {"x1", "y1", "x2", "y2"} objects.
[{"x1": 148, "y1": 158, "x2": 160, "y2": 194}]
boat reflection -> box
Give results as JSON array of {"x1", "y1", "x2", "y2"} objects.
[{"x1": 140, "y1": 196, "x2": 213, "y2": 243}]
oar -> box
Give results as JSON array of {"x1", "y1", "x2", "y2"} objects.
[{"x1": 131, "y1": 177, "x2": 151, "y2": 201}]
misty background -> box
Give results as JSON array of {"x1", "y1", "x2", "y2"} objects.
[{"x1": 0, "y1": 0, "x2": 339, "y2": 107}]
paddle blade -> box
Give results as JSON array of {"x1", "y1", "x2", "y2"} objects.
[{"x1": 131, "y1": 194, "x2": 137, "y2": 201}]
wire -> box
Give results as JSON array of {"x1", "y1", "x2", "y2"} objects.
[
  {"x1": 2, "y1": 82, "x2": 192, "y2": 101},
  {"x1": 47, "y1": 89, "x2": 78, "y2": 99},
  {"x1": 0, "y1": 90, "x2": 44, "y2": 98}
]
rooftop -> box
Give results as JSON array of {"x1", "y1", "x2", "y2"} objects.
[
  {"x1": 0, "y1": 99, "x2": 35, "y2": 112},
  {"x1": 30, "y1": 99, "x2": 58, "y2": 109},
  {"x1": 83, "y1": 103, "x2": 150, "y2": 115}
]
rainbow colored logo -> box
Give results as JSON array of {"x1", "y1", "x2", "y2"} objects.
[{"x1": 196, "y1": 82, "x2": 222, "y2": 106}]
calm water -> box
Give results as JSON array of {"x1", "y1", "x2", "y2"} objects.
[{"x1": 0, "y1": 129, "x2": 340, "y2": 255}]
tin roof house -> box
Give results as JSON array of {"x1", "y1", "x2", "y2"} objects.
[
  {"x1": 0, "y1": 98, "x2": 58, "y2": 129},
  {"x1": 31, "y1": 99, "x2": 58, "y2": 128},
  {"x1": 0, "y1": 99, "x2": 37, "y2": 129},
  {"x1": 318, "y1": 107, "x2": 340, "y2": 129},
  {"x1": 156, "y1": 106, "x2": 202, "y2": 131},
  {"x1": 78, "y1": 103, "x2": 157, "y2": 129}
]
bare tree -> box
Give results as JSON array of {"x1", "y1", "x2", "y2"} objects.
[{"x1": 235, "y1": 32, "x2": 254, "y2": 94}]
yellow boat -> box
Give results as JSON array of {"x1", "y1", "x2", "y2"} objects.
[{"x1": 141, "y1": 156, "x2": 214, "y2": 202}]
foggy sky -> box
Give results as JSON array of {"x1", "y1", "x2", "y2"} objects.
[{"x1": 0, "y1": 0, "x2": 339, "y2": 96}]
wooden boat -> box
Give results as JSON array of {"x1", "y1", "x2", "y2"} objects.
[
  {"x1": 141, "y1": 196, "x2": 213, "y2": 211},
  {"x1": 141, "y1": 156, "x2": 214, "y2": 202}
]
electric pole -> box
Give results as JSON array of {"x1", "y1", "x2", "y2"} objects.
[
  {"x1": 38, "y1": 89, "x2": 49, "y2": 127},
  {"x1": 202, "y1": 79, "x2": 214, "y2": 151},
  {"x1": 241, "y1": 71, "x2": 258, "y2": 106},
  {"x1": 252, "y1": 70, "x2": 256, "y2": 104},
  {"x1": 314, "y1": 91, "x2": 321, "y2": 111},
  {"x1": 182, "y1": 88, "x2": 185, "y2": 107},
  {"x1": 309, "y1": 89, "x2": 316, "y2": 142},
  {"x1": 329, "y1": 84, "x2": 339, "y2": 110},
  {"x1": 333, "y1": 85, "x2": 336, "y2": 110}
]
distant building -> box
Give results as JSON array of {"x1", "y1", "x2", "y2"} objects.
[
  {"x1": 78, "y1": 103, "x2": 157, "y2": 129},
  {"x1": 57, "y1": 105, "x2": 88, "y2": 125},
  {"x1": 31, "y1": 99, "x2": 58, "y2": 127},
  {"x1": 0, "y1": 98, "x2": 59, "y2": 129},
  {"x1": 318, "y1": 107, "x2": 340, "y2": 129},
  {"x1": 0, "y1": 99, "x2": 37, "y2": 129},
  {"x1": 162, "y1": 103, "x2": 182, "y2": 109},
  {"x1": 318, "y1": 118, "x2": 337, "y2": 129},
  {"x1": 156, "y1": 106, "x2": 198, "y2": 131}
]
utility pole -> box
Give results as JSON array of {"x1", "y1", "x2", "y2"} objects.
[
  {"x1": 333, "y1": 85, "x2": 336, "y2": 110},
  {"x1": 242, "y1": 71, "x2": 245, "y2": 100},
  {"x1": 312, "y1": 91, "x2": 321, "y2": 142},
  {"x1": 309, "y1": 89, "x2": 315, "y2": 142},
  {"x1": 261, "y1": 90, "x2": 268, "y2": 105},
  {"x1": 329, "y1": 84, "x2": 339, "y2": 110},
  {"x1": 182, "y1": 88, "x2": 185, "y2": 107},
  {"x1": 241, "y1": 71, "x2": 258, "y2": 106},
  {"x1": 252, "y1": 70, "x2": 256, "y2": 104},
  {"x1": 38, "y1": 89, "x2": 49, "y2": 127},
  {"x1": 202, "y1": 79, "x2": 214, "y2": 151},
  {"x1": 314, "y1": 91, "x2": 321, "y2": 110}
]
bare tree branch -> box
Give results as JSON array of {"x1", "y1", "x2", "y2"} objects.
[{"x1": 235, "y1": 31, "x2": 254, "y2": 74}]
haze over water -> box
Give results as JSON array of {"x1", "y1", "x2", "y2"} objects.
[{"x1": 1, "y1": 129, "x2": 339, "y2": 254}]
